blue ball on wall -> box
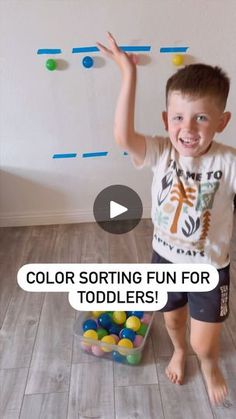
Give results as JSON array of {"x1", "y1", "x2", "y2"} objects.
[{"x1": 82, "y1": 56, "x2": 94, "y2": 68}]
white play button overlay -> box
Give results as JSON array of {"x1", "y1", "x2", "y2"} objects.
[
  {"x1": 110, "y1": 201, "x2": 128, "y2": 219},
  {"x1": 93, "y1": 185, "x2": 143, "y2": 234}
]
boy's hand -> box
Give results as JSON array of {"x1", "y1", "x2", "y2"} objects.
[{"x1": 97, "y1": 32, "x2": 137, "y2": 77}]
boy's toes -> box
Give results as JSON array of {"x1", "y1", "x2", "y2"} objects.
[{"x1": 166, "y1": 367, "x2": 178, "y2": 384}]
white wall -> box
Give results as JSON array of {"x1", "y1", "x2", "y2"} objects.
[{"x1": 1, "y1": 0, "x2": 236, "y2": 226}]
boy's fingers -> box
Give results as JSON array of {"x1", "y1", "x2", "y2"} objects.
[
  {"x1": 96, "y1": 42, "x2": 113, "y2": 58},
  {"x1": 97, "y1": 33, "x2": 123, "y2": 60},
  {"x1": 107, "y1": 32, "x2": 116, "y2": 43},
  {"x1": 107, "y1": 32, "x2": 120, "y2": 53}
]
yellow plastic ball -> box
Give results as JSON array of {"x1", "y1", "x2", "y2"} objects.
[
  {"x1": 112, "y1": 311, "x2": 127, "y2": 325},
  {"x1": 172, "y1": 54, "x2": 184, "y2": 67},
  {"x1": 126, "y1": 316, "x2": 141, "y2": 331},
  {"x1": 118, "y1": 338, "x2": 133, "y2": 355},
  {"x1": 101, "y1": 335, "x2": 116, "y2": 352},
  {"x1": 83, "y1": 329, "x2": 98, "y2": 346},
  {"x1": 92, "y1": 311, "x2": 104, "y2": 318}
]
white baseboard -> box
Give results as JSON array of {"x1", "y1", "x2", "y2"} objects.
[{"x1": 0, "y1": 207, "x2": 151, "y2": 227}]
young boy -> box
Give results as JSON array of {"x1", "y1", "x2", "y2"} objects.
[{"x1": 97, "y1": 33, "x2": 236, "y2": 406}]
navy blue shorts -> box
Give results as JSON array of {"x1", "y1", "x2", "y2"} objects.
[{"x1": 151, "y1": 250, "x2": 230, "y2": 323}]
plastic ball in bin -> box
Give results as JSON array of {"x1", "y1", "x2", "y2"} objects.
[
  {"x1": 92, "y1": 311, "x2": 104, "y2": 318},
  {"x1": 83, "y1": 329, "x2": 98, "y2": 343},
  {"x1": 112, "y1": 351, "x2": 126, "y2": 363},
  {"x1": 81, "y1": 329, "x2": 98, "y2": 351},
  {"x1": 126, "y1": 315, "x2": 141, "y2": 331},
  {"x1": 97, "y1": 328, "x2": 108, "y2": 340},
  {"x1": 110, "y1": 334, "x2": 119, "y2": 344},
  {"x1": 98, "y1": 313, "x2": 112, "y2": 329},
  {"x1": 92, "y1": 345, "x2": 104, "y2": 357},
  {"x1": 118, "y1": 338, "x2": 133, "y2": 354},
  {"x1": 133, "y1": 335, "x2": 144, "y2": 347},
  {"x1": 82, "y1": 319, "x2": 97, "y2": 332},
  {"x1": 127, "y1": 352, "x2": 142, "y2": 365},
  {"x1": 81, "y1": 342, "x2": 92, "y2": 353},
  {"x1": 120, "y1": 328, "x2": 136, "y2": 342},
  {"x1": 112, "y1": 311, "x2": 127, "y2": 324},
  {"x1": 130, "y1": 311, "x2": 144, "y2": 319},
  {"x1": 109, "y1": 324, "x2": 122, "y2": 336},
  {"x1": 137, "y1": 323, "x2": 148, "y2": 337},
  {"x1": 101, "y1": 335, "x2": 116, "y2": 352}
]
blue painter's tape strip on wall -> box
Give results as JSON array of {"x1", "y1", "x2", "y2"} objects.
[
  {"x1": 72, "y1": 47, "x2": 99, "y2": 53},
  {"x1": 120, "y1": 46, "x2": 151, "y2": 52},
  {"x1": 37, "y1": 49, "x2": 62, "y2": 54},
  {"x1": 53, "y1": 153, "x2": 77, "y2": 159},
  {"x1": 82, "y1": 152, "x2": 108, "y2": 158},
  {"x1": 160, "y1": 47, "x2": 188, "y2": 53},
  {"x1": 72, "y1": 46, "x2": 151, "y2": 53}
]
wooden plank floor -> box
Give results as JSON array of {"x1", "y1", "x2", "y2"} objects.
[{"x1": 0, "y1": 218, "x2": 236, "y2": 418}]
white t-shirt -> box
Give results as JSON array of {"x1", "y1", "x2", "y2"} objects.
[{"x1": 136, "y1": 136, "x2": 236, "y2": 268}]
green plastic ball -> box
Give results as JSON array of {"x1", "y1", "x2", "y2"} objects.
[
  {"x1": 46, "y1": 58, "x2": 57, "y2": 71},
  {"x1": 97, "y1": 327, "x2": 108, "y2": 340},
  {"x1": 107, "y1": 311, "x2": 114, "y2": 320},
  {"x1": 126, "y1": 352, "x2": 142, "y2": 365},
  {"x1": 137, "y1": 323, "x2": 148, "y2": 337}
]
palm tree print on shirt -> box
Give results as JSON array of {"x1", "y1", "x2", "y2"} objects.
[{"x1": 170, "y1": 181, "x2": 196, "y2": 234}]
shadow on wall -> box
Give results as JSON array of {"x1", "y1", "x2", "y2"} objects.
[{"x1": 0, "y1": 168, "x2": 66, "y2": 227}]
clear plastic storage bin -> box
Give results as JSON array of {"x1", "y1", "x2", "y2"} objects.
[{"x1": 74, "y1": 311, "x2": 155, "y2": 365}]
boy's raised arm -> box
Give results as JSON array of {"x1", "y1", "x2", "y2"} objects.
[{"x1": 97, "y1": 33, "x2": 146, "y2": 166}]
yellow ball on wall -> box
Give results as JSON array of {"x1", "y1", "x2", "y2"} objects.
[{"x1": 172, "y1": 54, "x2": 184, "y2": 66}]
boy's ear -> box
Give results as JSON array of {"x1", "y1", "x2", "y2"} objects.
[
  {"x1": 216, "y1": 111, "x2": 231, "y2": 133},
  {"x1": 162, "y1": 111, "x2": 168, "y2": 131}
]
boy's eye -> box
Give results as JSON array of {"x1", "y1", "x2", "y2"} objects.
[
  {"x1": 173, "y1": 116, "x2": 183, "y2": 121},
  {"x1": 196, "y1": 115, "x2": 207, "y2": 122}
]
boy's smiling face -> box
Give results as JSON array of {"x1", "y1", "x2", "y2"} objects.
[{"x1": 162, "y1": 91, "x2": 231, "y2": 157}]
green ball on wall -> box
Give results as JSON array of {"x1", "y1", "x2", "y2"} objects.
[{"x1": 45, "y1": 58, "x2": 57, "y2": 71}]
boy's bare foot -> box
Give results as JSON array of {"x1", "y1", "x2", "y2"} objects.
[
  {"x1": 201, "y1": 363, "x2": 228, "y2": 405},
  {"x1": 165, "y1": 349, "x2": 186, "y2": 384}
]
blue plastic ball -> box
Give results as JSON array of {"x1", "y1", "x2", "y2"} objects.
[
  {"x1": 112, "y1": 351, "x2": 126, "y2": 363},
  {"x1": 82, "y1": 319, "x2": 97, "y2": 332},
  {"x1": 98, "y1": 313, "x2": 112, "y2": 330},
  {"x1": 120, "y1": 328, "x2": 136, "y2": 342},
  {"x1": 130, "y1": 311, "x2": 144, "y2": 319},
  {"x1": 82, "y1": 56, "x2": 94, "y2": 68},
  {"x1": 109, "y1": 324, "x2": 122, "y2": 336}
]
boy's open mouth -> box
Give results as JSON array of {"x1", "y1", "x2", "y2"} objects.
[{"x1": 179, "y1": 137, "x2": 199, "y2": 146}]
